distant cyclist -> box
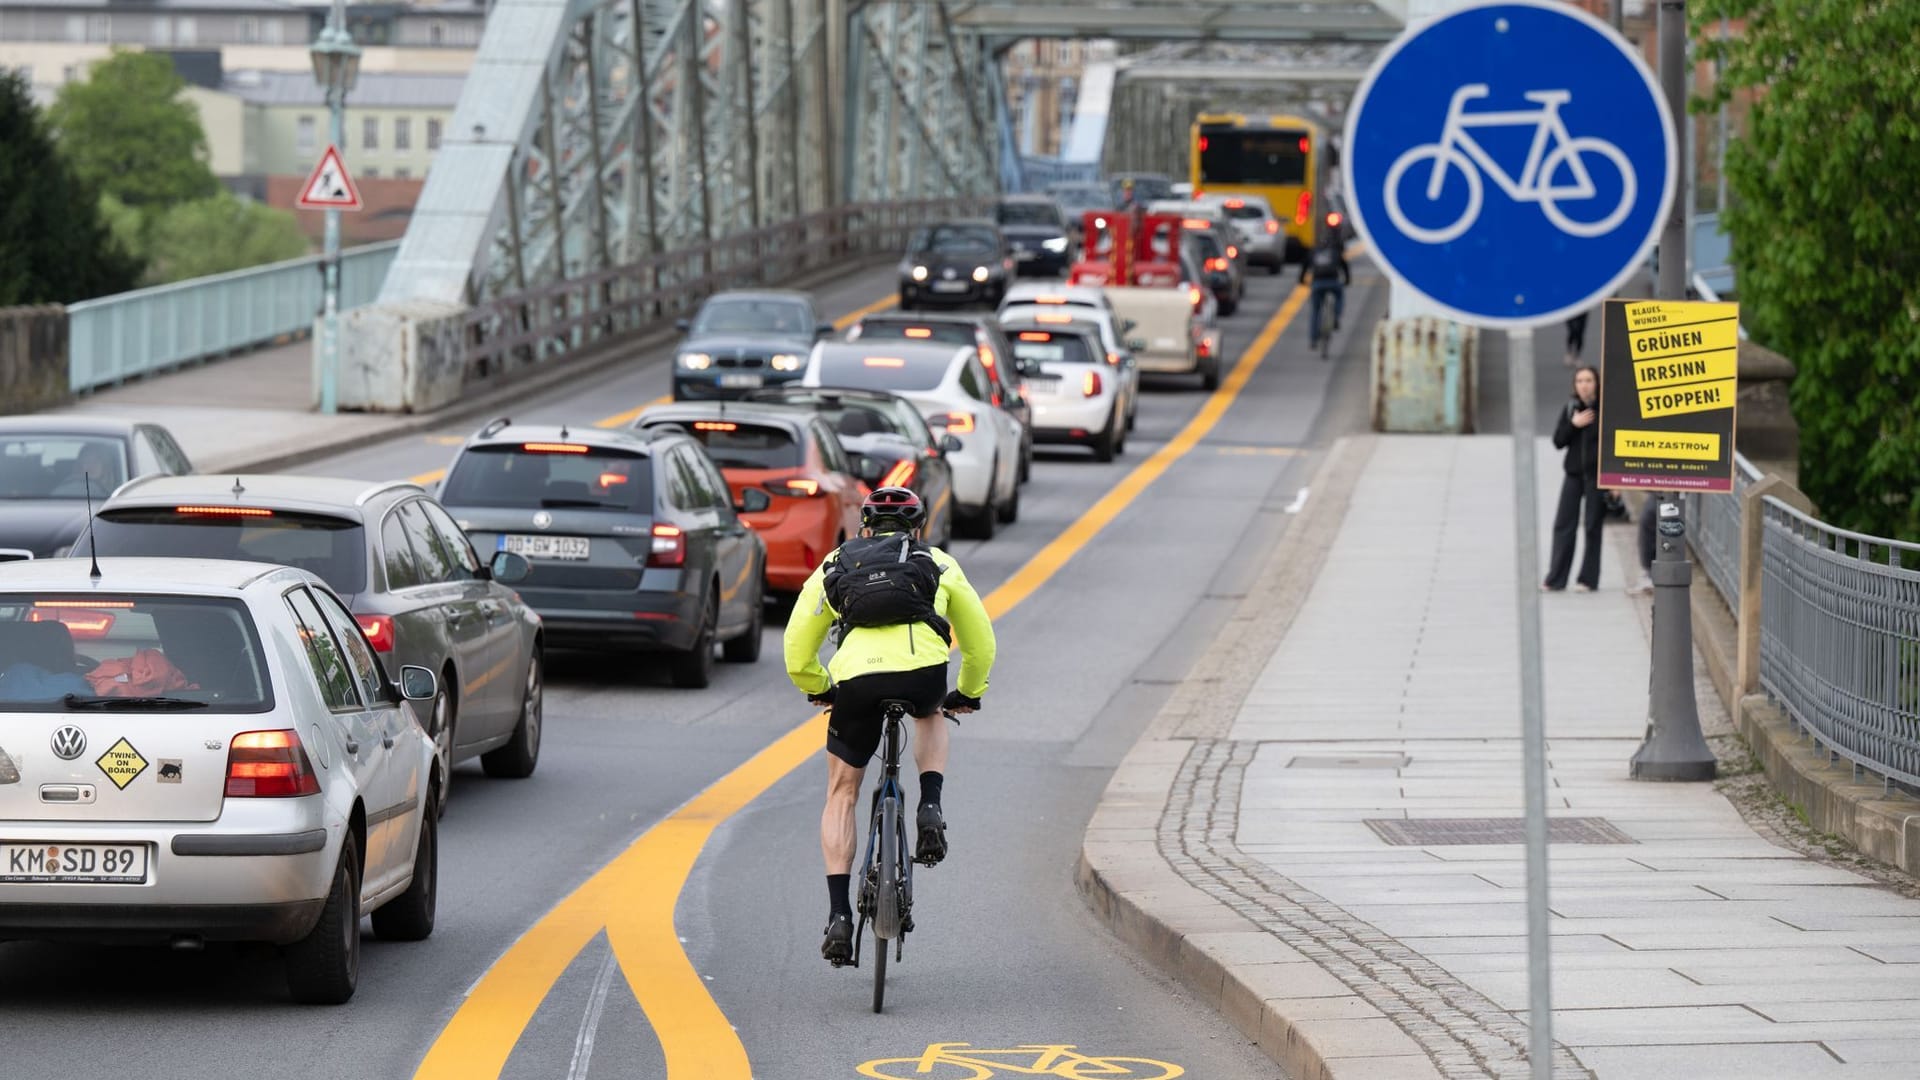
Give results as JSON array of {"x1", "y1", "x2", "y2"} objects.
[
  {"x1": 1300, "y1": 232, "x2": 1351, "y2": 350},
  {"x1": 784, "y1": 487, "x2": 996, "y2": 966}
]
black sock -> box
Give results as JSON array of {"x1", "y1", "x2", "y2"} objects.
[
  {"x1": 827, "y1": 874, "x2": 851, "y2": 919},
  {"x1": 919, "y1": 770, "x2": 944, "y2": 809}
]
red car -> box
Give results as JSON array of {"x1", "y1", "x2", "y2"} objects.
[{"x1": 633, "y1": 403, "x2": 862, "y2": 594}]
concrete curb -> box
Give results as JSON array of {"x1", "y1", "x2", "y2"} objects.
[
  {"x1": 202, "y1": 257, "x2": 893, "y2": 476},
  {"x1": 1685, "y1": 545, "x2": 1920, "y2": 878},
  {"x1": 1076, "y1": 435, "x2": 1443, "y2": 1080}
]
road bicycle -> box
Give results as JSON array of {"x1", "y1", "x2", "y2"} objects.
[
  {"x1": 1385, "y1": 83, "x2": 1636, "y2": 244},
  {"x1": 857, "y1": 1042, "x2": 1185, "y2": 1079},
  {"x1": 849, "y1": 698, "x2": 926, "y2": 1013},
  {"x1": 1311, "y1": 288, "x2": 1338, "y2": 360}
]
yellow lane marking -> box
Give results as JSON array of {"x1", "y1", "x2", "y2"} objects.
[
  {"x1": 1216, "y1": 446, "x2": 1301, "y2": 456},
  {"x1": 409, "y1": 468, "x2": 446, "y2": 487},
  {"x1": 593, "y1": 394, "x2": 670, "y2": 430},
  {"x1": 833, "y1": 293, "x2": 897, "y2": 330},
  {"x1": 412, "y1": 286, "x2": 1306, "y2": 1080}
]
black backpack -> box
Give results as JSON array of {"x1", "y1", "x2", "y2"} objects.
[
  {"x1": 823, "y1": 534, "x2": 950, "y2": 643},
  {"x1": 1310, "y1": 245, "x2": 1339, "y2": 276}
]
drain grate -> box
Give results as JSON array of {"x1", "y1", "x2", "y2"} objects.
[
  {"x1": 1288, "y1": 754, "x2": 1408, "y2": 770},
  {"x1": 1365, "y1": 817, "x2": 1636, "y2": 846}
]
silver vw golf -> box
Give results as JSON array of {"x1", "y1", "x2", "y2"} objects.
[{"x1": 0, "y1": 557, "x2": 441, "y2": 1004}]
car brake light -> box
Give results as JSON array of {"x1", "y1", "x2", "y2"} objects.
[
  {"x1": 1181, "y1": 218, "x2": 1212, "y2": 230},
  {"x1": 1224, "y1": 198, "x2": 1245, "y2": 209},
  {"x1": 1198, "y1": 135, "x2": 1208, "y2": 151},
  {"x1": 1035, "y1": 295, "x2": 1067, "y2": 304},
  {"x1": 694, "y1": 421, "x2": 738, "y2": 431},
  {"x1": 939, "y1": 412, "x2": 976, "y2": 434},
  {"x1": 905, "y1": 327, "x2": 932, "y2": 338},
  {"x1": 1199, "y1": 337, "x2": 1214, "y2": 359},
  {"x1": 647, "y1": 523, "x2": 685, "y2": 568},
  {"x1": 1227, "y1": 245, "x2": 1239, "y2": 258},
  {"x1": 880, "y1": 459, "x2": 918, "y2": 488},
  {"x1": 523, "y1": 442, "x2": 590, "y2": 454},
  {"x1": 1035, "y1": 313, "x2": 1072, "y2": 324},
  {"x1": 979, "y1": 345, "x2": 996, "y2": 370},
  {"x1": 1018, "y1": 331, "x2": 1051, "y2": 342},
  {"x1": 225, "y1": 730, "x2": 321, "y2": 798},
  {"x1": 1106, "y1": 351, "x2": 1121, "y2": 366},
  {"x1": 1299, "y1": 136, "x2": 1310, "y2": 153},
  {"x1": 1188, "y1": 284, "x2": 1203, "y2": 309},
  {"x1": 771, "y1": 478, "x2": 821, "y2": 497},
  {"x1": 598, "y1": 472, "x2": 628, "y2": 487},
  {"x1": 1082, "y1": 370, "x2": 1102, "y2": 397},
  {"x1": 175, "y1": 505, "x2": 272, "y2": 517},
  {"x1": 1295, "y1": 191, "x2": 1312, "y2": 226},
  {"x1": 1206, "y1": 257, "x2": 1228, "y2": 272},
  {"x1": 28, "y1": 607, "x2": 116, "y2": 638},
  {"x1": 1326, "y1": 212, "x2": 1344, "y2": 228},
  {"x1": 356, "y1": 613, "x2": 395, "y2": 653},
  {"x1": 1265, "y1": 219, "x2": 1280, "y2": 235},
  {"x1": 864, "y1": 356, "x2": 906, "y2": 368}
]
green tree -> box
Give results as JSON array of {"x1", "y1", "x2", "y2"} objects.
[
  {"x1": 0, "y1": 70, "x2": 139, "y2": 304},
  {"x1": 1696, "y1": 0, "x2": 1920, "y2": 541},
  {"x1": 142, "y1": 193, "x2": 311, "y2": 284},
  {"x1": 46, "y1": 49, "x2": 218, "y2": 212}
]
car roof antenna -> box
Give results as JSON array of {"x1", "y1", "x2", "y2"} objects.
[
  {"x1": 559, "y1": 424, "x2": 570, "y2": 441},
  {"x1": 83, "y1": 473, "x2": 102, "y2": 580},
  {"x1": 232, "y1": 477, "x2": 246, "y2": 498}
]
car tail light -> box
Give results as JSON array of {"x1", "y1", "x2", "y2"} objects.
[
  {"x1": 881, "y1": 459, "x2": 918, "y2": 488},
  {"x1": 1326, "y1": 211, "x2": 1344, "y2": 228},
  {"x1": 1107, "y1": 351, "x2": 1121, "y2": 366},
  {"x1": 1199, "y1": 338, "x2": 1214, "y2": 359},
  {"x1": 1224, "y1": 198, "x2": 1245, "y2": 209},
  {"x1": 1227, "y1": 245, "x2": 1239, "y2": 259},
  {"x1": 770, "y1": 478, "x2": 821, "y2": 497},
  {"x1": 905, "y1": 327, "x2": 932, "y2": 338},
  {"x1": 522, "y1": 442, "x2": 590, "y2": 454},
  {"x1": 1295, "y1": 191, "x2": 1312, "y2": 226},
  {"x1": 28, "y1": 606, "x2": 117, "y2": 638},
  {"x1": 175, "y1": 505, "x2": 272, "y2": 517},
  {"x1": 978, "y1": 344, "x2": 997, "y2": 370},
  {"x1": 1299, "y1": 136, "x2": 1310, "y2": 153},
  {"x1": 225, "y1": 730, "x2": 321, "y2": 798},
  {"x1": 864, "y1": 356, "x2": 906, "y2": 368},
  {"x1": 1265, "y1": 219, "x2": 1279, "y2": 235},
  {"x1": 647, "y1": 524, "x2": 685, "y2": 568},
  {"x1": 1188, "y1": 284, "x2": 1203, "y2": 310},
  {"x1": 356, "y1": 613, "x2": 395, "y2": 653},
  {"x1": 1206, "y1": 257, "x2": 1228, "y2": 272},
  {"x1": 1082, "y1": 370, "x2": 1102, "y2": 397},
  {"x1": 694, "y1": 421, "x2": 738, "y2": 431},
  {"x1": 1019, "y1": 331, "x2": 1052, "y2": 342},
  {"x1": 1181, "y1": 218, "x2": 1212, "y2": 230},
  {"x1": 939, "y1": 411, "x2": 976, "y2": 434}
]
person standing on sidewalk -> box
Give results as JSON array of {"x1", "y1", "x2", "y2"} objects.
[{"x1": 1543, "y1": 365, "x2": 1605, "y2": 592}]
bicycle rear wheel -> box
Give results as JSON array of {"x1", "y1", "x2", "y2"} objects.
[{"x1": 873, "y1": 792, "x2": 901, "y2": 1012}]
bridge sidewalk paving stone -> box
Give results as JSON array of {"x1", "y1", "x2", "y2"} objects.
[{"x1": 1078, "y1": 433, "x2": 1920, "y2": 1078}]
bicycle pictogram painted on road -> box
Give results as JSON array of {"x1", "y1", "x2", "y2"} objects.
[
  {"x1": 1384, "y1": 83, "x2": 1636, "y2": 244},
  {"x1": 857, "y1": 1042, "x2": 1185, "y2": 1079}
]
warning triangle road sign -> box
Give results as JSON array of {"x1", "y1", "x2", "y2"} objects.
[{"x1": 297, "y1": 144, "x2": 362, "y2": 211}]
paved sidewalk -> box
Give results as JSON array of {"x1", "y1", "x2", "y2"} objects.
[{"x1": 1082, "y1": 435, "x2": 1920, "y2": 1080}]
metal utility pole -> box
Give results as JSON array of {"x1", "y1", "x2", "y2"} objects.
[
  {"x1": 1631, "y1": 0, "x2": 1717, "y2": 782},
  {"x1": 310, "y1": 0, "x2": 359, "y2": 415}
]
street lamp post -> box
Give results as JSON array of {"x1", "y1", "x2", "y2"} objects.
[{"x1": 310, "y1": 0, "x2": 360, "y2": 415}]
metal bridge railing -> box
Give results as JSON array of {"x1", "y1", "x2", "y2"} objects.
[
  {"x1": 1683, "y1": 453, "x2": 1763, "y2": 611},
  {"x1": 66, "y1": 242, "x2": 401, "y2": 393},
  {"x1": 457, "y1": 199, "x2": 982, "y2": 382},
  {"x1": 1757, "y1": 498, "x2": 1920, "y2": 788}
]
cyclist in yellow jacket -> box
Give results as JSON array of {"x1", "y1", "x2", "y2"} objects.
[{"x1": 784, "y1": 486, "x2": 996, "y2": 966}]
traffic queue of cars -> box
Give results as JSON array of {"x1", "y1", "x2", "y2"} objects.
[{"x1": 0, "y1": 184, "x2": 1246, "y2": 1007}]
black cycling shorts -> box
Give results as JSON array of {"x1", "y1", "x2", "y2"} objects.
[{"x1": 826, "y1": 664, "x2": 947, "y2": 767}]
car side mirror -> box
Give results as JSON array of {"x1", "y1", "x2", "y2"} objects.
[
  {"x1": 853, "y1": 454, "x2": 886, "y2": 483},
  {"x1": 816, "y1": 322, "x2": 836, "y2": 338},
  {"x1": 940, "y1": 434, "x2": 963, "y2": 453},
  {"x1": 488, "y1": 550, "x2": 530, "y2": 584},
  {"x1": 736, "y1": 488, "x2": 772, "y2": 514},
  {"x1": 675, "y1": 318, "x2": 691, "y2": 333},
  {"x1": 398, "y1": 665, "x2": 439, "y2": 702},
  {"x1": 1122, "y1": 319, "x2": 1138, "y2": 333}
]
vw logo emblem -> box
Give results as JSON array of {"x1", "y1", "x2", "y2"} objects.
[
  {"x1": 532, "y1": 511, "x2": 553, "y2": 530},
  {"x1": 50, "y1": 726, "x2": 86, "y2": 761}
]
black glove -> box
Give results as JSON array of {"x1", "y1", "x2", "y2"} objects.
[
  {"x1": 943, "y1": 689, "x2": 981, "y2": 714},
  {"x1": 807, "y1": 686, "x2": 836, "y2": 707}
]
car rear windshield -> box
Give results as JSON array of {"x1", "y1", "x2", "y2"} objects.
[
  {"x1": 1009, "y1": 332, "x2": 1098, "y2": 365},
  {"x1": 691, "y1": 297, "x2": 812, "y2": 337},
  {"x1": 913, "y1": 226, "x2": 998, "y2": 256},
  {"x1": 750, "y1": 393, "x2": 912, "y2": 441},
  {"x1": 996, "y1": 202, "x2": 1060, "y2": 227},
  {"x1": 815, "y1": 348, "x2": 952, "y2": 392},
  {"x1": 1198, "y1": 129, "x2": 1308, "y2": 186},
  {"x1": 90, "y1": 509, "x2": 367, "y2": 595},
  {"x1": 0, "y1": 436, "x2": 128, "y2": 500},
  {"x1": 854, "y1": 319, "x2": 976, "y2": 347},
  {"x1": 0, "y1": 594, "x2": 273, "y2": 712},
  {"x1": 643, "y1": 421, "x2": 802, "y2": 470},
  {"x1": 443, "y1": 444, "x2": 654, "y2": 514}
]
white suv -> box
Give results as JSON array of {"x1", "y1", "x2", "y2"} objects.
[
  {"x1": 804, "y1": 341, "x2": 1024, "y2": 539},
  {"x1": 0, "y1": 557, "x2": 442, "y2": 1003},
  {"x1": 1200, "y1": 194, "x2": 1286, "y2": 273}
]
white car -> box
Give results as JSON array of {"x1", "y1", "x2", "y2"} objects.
[
  {"x1": 0, "y1": 557, "x2": 442, "y2": 1004},
  {"x1": 996, "y1": 296, "x2": 1139, "y2": 431},
  {"x1": 804, "y1": 342, "x2": 1023, "y2": 539},
  {"x1": 1199, "y1": 193, "x2": 1286, "y2": 272},
  {"x1": 1000, "y1": 323, "x2": 1130, "y2": 462}
]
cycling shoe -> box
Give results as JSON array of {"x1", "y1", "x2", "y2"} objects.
[
  {"x1": 915, "y1": 803, "x2": 948, "y2": 867},
  {"x1": 822, "y1": 912, "x2": 854, "y2": 966}
]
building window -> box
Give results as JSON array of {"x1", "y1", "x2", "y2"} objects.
[
  {"x1": 364, "y1": 167, "x2": 380, "y2": 178},
  {"x1": 176, "y1": 16, "x2": 196, "y2": 44},
  {"x1": 263, "y1": 18, "x2": 283, "y2": 44},
  {"x1": 238, "y1": 16, "x2": 257, "y2": 43},
  {"x1": 426, "y1": 118, "x2": 442, "y2": 150},
  {"x1": 65, "y1": 15, "x2": 85, "y2": 42},
  {"x1": 394, "y1": 117, "x2": 411, "y2": 150},
  {"x1": 296, "y1": 115, "x2": 317, "y2": 157},
  {"x1": 395, "y1": 167, "x2": 411, "y2": 180},
  {"x1": 362, "y1": 116, "x2": 379, "y2": 150}
]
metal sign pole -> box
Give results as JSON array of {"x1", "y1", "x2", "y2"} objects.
[{"x1": 1506, "y1": 327, "x2": 1554, "y2": 1079}]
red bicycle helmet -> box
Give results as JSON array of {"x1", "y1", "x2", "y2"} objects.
[{"x1": 861, "y1": 486, "x2": 925, "y2": 531}]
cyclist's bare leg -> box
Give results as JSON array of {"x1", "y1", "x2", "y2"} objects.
[
  {"x1": 913, "y1": 714, "x2": 951, "y2": 865},
  {"x1": 822, "y1": 756, "x2": 866, "y2": 874},
  {"x1": 912, "y1": 714, "x2": 949, "y2": 776}
]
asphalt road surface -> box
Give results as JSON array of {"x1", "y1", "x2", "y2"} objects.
[{"x1": 0, "y1": 257, "x2": 1388, "y2": 1080}]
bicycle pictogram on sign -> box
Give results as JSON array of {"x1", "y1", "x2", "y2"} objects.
[
  {"x1": 1384, "y1": 83, "x2": 1636, "y2": 244},
  {"x1": 857, "y1": 1042, "x2": 1185, "y2": 1079}
]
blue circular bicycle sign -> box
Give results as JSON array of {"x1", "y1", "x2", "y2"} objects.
[{"x1": 1343, "y1": 0, "x2": 1676, "y2": 327}]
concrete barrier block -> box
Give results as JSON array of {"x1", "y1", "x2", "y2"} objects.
[
  {"x1": 0, "y1": 305, "x2": 70, "y2": 414},
  {"x1": 334, "y1": 301, "x2": 469, "y2": 413}
]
